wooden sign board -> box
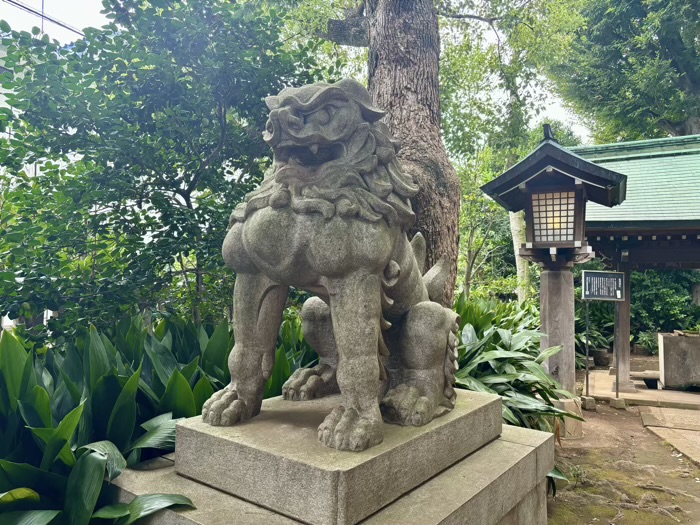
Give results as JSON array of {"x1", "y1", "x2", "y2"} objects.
[{"x1": 582, "y1": 270, "x2": 625, "y2": 302}]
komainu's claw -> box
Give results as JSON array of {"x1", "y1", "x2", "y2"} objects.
[
  {"x1": 202, "y1": 386, "x2": 249, "y2": 426},
  {"x1": 317, "y1": 405, "x2": 383, "y2": 451},
  {"x1": 381, "y1": 384, "x2": 436, "y2": 427},
  {"x1": 282, "y1": 364, "x2": 339, "y2": 401}
]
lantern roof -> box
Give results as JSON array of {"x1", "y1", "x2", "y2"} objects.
[{"x1": 481, "y1": 125, "x2": 627, "y2": 212}]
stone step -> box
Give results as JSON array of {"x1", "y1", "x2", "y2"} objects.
[
  {"x1": 113, "y1": 425, "x2": 553, "y2": 525},
  {"x1": 175, "y1": 391, "x2": 502, "y2": 525}
]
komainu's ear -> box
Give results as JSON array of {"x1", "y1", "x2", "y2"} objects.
[{"x1": 265, "y1": 96, "x2": 280, "y2": 110}]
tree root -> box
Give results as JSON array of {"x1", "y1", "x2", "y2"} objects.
[{"x1": 636, "y1": 482, "x2": 700, "y2": 503}]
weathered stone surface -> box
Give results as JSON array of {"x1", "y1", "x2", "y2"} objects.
[
  {"x1": 202, "y1": 79, "x2": 461, "y2": 452},
  {"x1": 497, "y1": 425, "x2": 555, "y2": 481},
  {"x1": 553, "y1": 398, "x2": 583, "y2": 439},
  {"x1": 111, "y1": 457, "x2": 299, "y2": 525},
  {"x1": 646, "y1": 427, "x2": 700, "y2": 467},
  {"x1": 496, "y1": 481, "x2": 547, "y2": 525},
  {"x1": 639, "y1": 406, "x2": 700, "y2": 431},
  {"x1": 363, "y1": 425, "x2": 551, "y2": 525},
  {"x1": 115, "y1": 424, "x2": 552, "y2": 525},
  {"x1": 659, "y1": 332, "x2": 700, "y2": 390},
  {"x1": 581, "y1": 395, "x2": 597, "y2": 411},
  {"x1": 177, "y1": 391, "x2": 501, "y2": 525},
  {"x1": 610, "y1": 397, "x2": 626, "y2": 409}
]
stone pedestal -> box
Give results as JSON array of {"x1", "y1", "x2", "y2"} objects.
[
  {"x1": 176, "y1": 392, "x2": 501, "y2": 525},
  {"x1": 540, "y1": 268, "x2": 576, "y2": 394},
  {"x1": 113, "y1": 391, "x2": 554, "y2": 525},
  {"x1": 659, "y1": 332, "x2": 700, "y2": 390}
]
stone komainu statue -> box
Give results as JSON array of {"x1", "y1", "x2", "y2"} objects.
[{"x1": 202, "y1": 79, "x2": 459, "y2": 451}]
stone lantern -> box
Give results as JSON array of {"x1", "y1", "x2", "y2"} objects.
[{"x1": 481, "y1": 125, "x2": 627, "y2": 435}]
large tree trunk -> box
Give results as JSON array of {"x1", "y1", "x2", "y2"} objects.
[
  {"x1": 366, "y1": 0, "x2": 460, "y2": 306},
  {"x1": 509, "y1": 210, "x2": 531, "y2": 303}
]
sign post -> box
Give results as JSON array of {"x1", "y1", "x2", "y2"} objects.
[{"x1": 581, "y1": 270, "x2": 625, "y2": 399}]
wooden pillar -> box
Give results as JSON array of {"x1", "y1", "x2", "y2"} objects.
[
  {"x1": 540, "y1": 268, "x2": 576, "y2": 394},
  {"x1": 613, "y1": 264, "x2": 636, "y2": 392}
]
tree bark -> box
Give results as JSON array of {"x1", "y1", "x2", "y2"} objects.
[
  {"x1": 509, "y1": 210, "x2": 530, "y2": 303},
  {"x1": 366, "y1": 0, "x2": 460, "y2": 306}
]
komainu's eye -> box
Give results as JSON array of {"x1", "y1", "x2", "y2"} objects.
[{"x1": 308, "y1": 107, "x2": 331, "y2": 125}]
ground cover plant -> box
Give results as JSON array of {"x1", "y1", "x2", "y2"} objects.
[
  {"x1": 452, "y1": 292, "x2": 580, "y2": 431},
  {"x1": 0, "y1": 308, "x2": 316, "y2": 524}
]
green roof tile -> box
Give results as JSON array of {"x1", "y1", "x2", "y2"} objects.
[{"x1": 571, "y1": 135, "x2": 700, "y2": 226}]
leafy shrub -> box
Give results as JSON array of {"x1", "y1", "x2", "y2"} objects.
[
  {"x1": 637, "y1": 331, "x2": 658, "y2": 355},
  {"x1": 453, "y1": 293, "x2": 580, "y2": 431},
  {"x1": 0, "y1": 330, "x2": 194, "y2": 524}
]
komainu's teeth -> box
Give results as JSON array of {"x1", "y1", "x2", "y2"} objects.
[{"x1": 309, "y1": 144, "x2": 319, "y2": 154}]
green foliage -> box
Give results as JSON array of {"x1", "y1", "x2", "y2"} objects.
[
  {"x1": 637, "y1": 332, "x2": 659, "y2": 355},
  {"x1": 453, "y1": 293, "x2": 580, "y2": 431},
  {"x1": 631, "y1": 270, "x2": 700, "y2": 334},
  {"x1": 550, "y1": 0, "x2": 700, "y2": 140},
  {"x1": 0, "y1": 0, "x2": 330, "y2": 332},
  {"x1": 0, "y1": 330, "x2": 195, "y2": 524}
]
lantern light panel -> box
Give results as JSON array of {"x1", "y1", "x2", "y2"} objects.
[{"x1": 532, "y1": 191, "x2": 576, "y2": 243}]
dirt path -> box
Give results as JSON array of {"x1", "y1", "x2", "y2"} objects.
[{"x1": 548, "y1": 404, "x2": 700, "y2": 524}]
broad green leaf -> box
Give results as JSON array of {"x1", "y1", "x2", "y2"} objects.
[
  {"x1": 202, "y1": 322, "x2": 231, "y2": 381},
  {"x1": 0, "y1": 460, "x2": 67, "y2": 496},
  {"x1": 547, "y1": 466, "x2": 568, "y2": 481},
  {"x1": 263, "y1": 346, "x2": 290, "y2": 398},
  {"x1": 18, "y1": 386, "x2": 52, "y2": 428},
  {"x1": 123, "y1": 493, "x2": 195, "y2": 524},
  {"x1": 38, "y1": 401, "x2": 84, "y2": 470},
  {"x1": 455, "y1": 376, "x2": 496, "y2": 394},
  {"x1": 77, "y1": 441, "x2": 126, "y2": 482},
  {"x1": 92, "y1": 502, "x2": 129, "y2": 519},
  {"x1": 192, "y1": 376, "x2": 214, "y2": 414},
  {"x1": 63, "y1": 451, "x2": 106, "y2": 525},
  {"x1": 140, "y1": 412, "x2": 172, "y2": 432},
  {"x1": 107, "y1": 364, "x2": 142, "y2": 451},
  {"x1": 91, "y1": 374, "x2": 122, "y2": 440},
  {"x1": 143, "y1": 337, "x2": 178, "y2": 389},
  {"x1": 180, "y1": 356, "x2": 199, "y2": 383},
  {"x1": 0, "y1": 331, "x2": 28, "y2": 413},
  {"x1": 85, "y1": 325, "x2": 111, "y2": 392},
  {"x1": 535, "y1": 345, "x2": 563, "y2": 364},
  {"x1": 159, "y1": 370, "x2": 196, "y2": 419},
  {"x1": 0, "y1": 487, "x2": 40, "y2": 505},
  {"x1": 0, "y1": 510, "x2": 61, "y2": 525},
  {"x1": 30, "y1": 428, "x2": 74, "y2": 469},
  {"x1": 129, "y1": 419, "x2": 176, "y2": 452}
]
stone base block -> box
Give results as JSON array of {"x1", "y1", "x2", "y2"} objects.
[
  {"x1": 114, "y1": 425, "x2": 553, "y2": 525},
  {"x1": 176, "y1": 391, "x2": 501, "y2": 525},
  {"x1": 581, "y1": 395, "x2": 596, "y2": 411},
  {"x1": 554, "y1": 398, "x2": 583, "y2": 439},
  {"x1": 610, "y1": 397, "x2": 626, "y2": 409}
]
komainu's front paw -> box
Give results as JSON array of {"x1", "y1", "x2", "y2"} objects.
[
  {"x1": 202, "y1": 386, "x2": 249, "y2": 426},
  {"x1": 282, "y1": 364, "x2": 339, "y2": 401},
  {"x1": 381, "y1": 384, "x2": 436, "y2": 426},
  {"x1": 317, "y1": 406, "x2": 383, "y2": 452}
]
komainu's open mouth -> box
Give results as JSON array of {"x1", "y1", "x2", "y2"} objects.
[{"x1": 275, "y1": 143, "x2": 344, "y2": 167}]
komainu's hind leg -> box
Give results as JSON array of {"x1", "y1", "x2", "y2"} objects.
[
  {"x1": 381, "y1": 301, "x2": 459, "y2": 426},
  {"x1": 202, "y1": 273, "x2": 287, "y2": 426},
  {"x1": 283, "y1": 297, "x2": 340, "y2": 400}
]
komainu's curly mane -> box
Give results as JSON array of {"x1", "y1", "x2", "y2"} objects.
[{"x1": 229, "y1": 79, "x2": 419, "y2": 231}]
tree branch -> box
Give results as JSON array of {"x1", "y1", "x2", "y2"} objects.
[{"x1": 437, "y1": 11, "x2": 500, "y2": 25}]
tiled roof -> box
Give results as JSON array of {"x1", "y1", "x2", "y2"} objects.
[{"x1": 573, "y1": 135, "x2": 700, "y2": 227}]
